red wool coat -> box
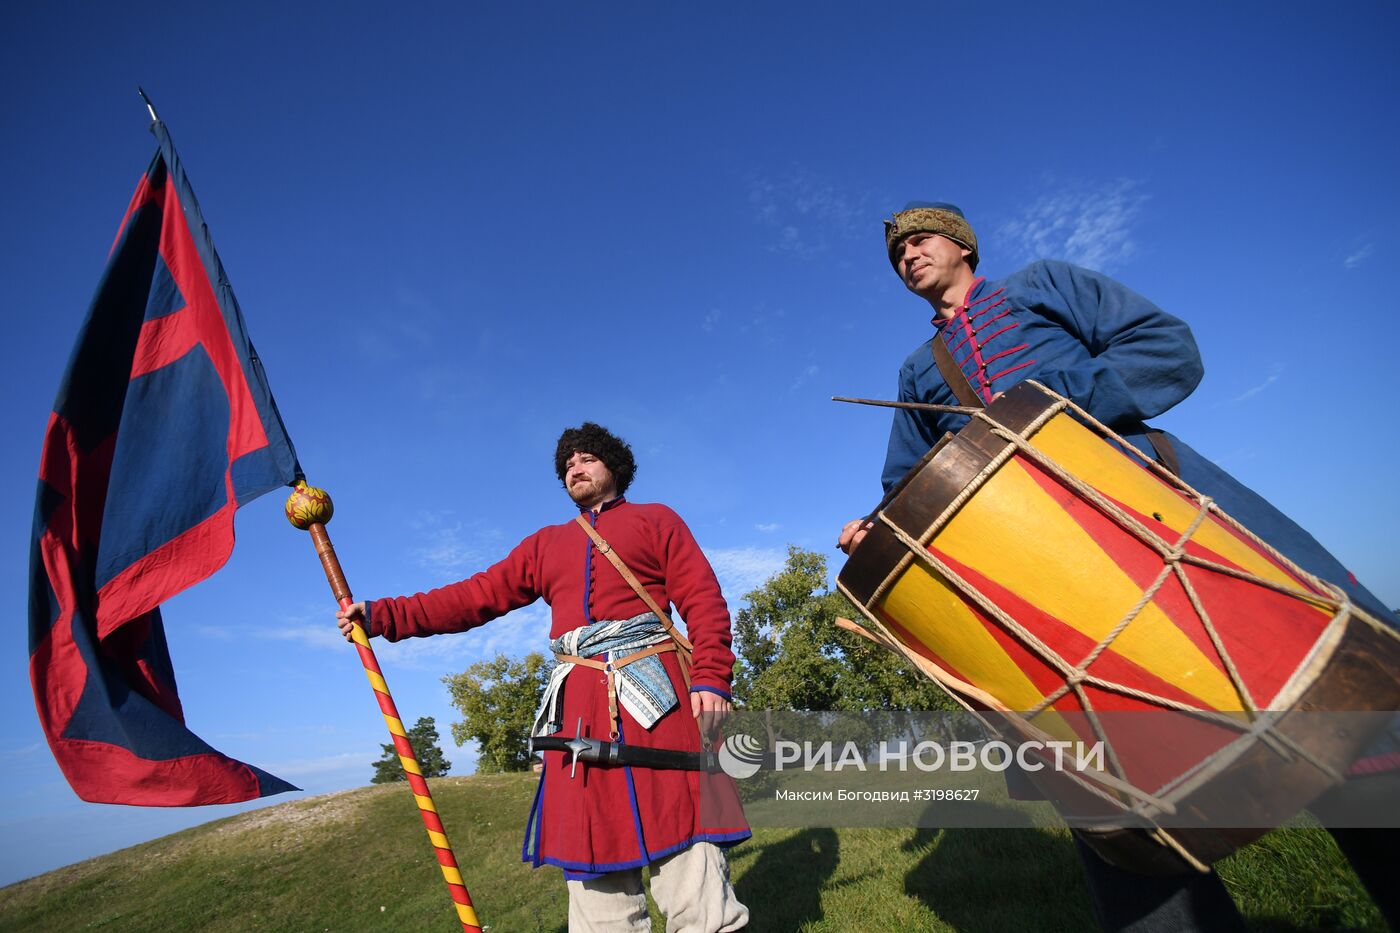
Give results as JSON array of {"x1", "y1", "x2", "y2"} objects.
[{"x1": 367, "y1": 497, "x2": 751, "y2": 877}]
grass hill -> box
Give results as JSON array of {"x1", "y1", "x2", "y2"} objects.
[{"x1": 0, "y1": 772, "x2": 1383, "y2": 931}]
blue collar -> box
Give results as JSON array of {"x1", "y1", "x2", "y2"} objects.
[{"x1": 578, "y1": 495, "x2": 627, "y2": 515}]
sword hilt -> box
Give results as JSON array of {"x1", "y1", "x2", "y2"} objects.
[{"x1": 529, "y1": 718, "x2": 604, "y2": 778}]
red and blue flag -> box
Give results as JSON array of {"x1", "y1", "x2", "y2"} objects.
[{"x1": 29, "y1": 120, "x2": 303, "y2": 805}]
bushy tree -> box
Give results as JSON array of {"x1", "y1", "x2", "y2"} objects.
[
  {"x1": 733, "y1": 546, "x2": 958, "y2": 713},
  {"x1": 371, "y1": 716, "x2": 451, "y2": 784},
  {"x1": 444, "y1": 652, "x2": 553, "y2": 773}
]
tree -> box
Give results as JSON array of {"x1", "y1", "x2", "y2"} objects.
[
  {"x1": 371, "y1": 716, "x2": 451, "y2": 784},
  {"x1": 733, "y1": 546, "x2": 958, "y2": 713},
  {"x1": 443, "y1": 652, "x2": 553, "y2": 773}
]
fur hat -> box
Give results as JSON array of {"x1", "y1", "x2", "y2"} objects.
[
  {"x1": 884, "y1": 201, "x2": 978, "y2": 272},
  {"x1": 554, "y1": 422, "x2": 636, "y2": 496}
]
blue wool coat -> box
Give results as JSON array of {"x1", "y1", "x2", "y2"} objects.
[{"x1": 882, "y1": 260, "x2": 1393, "y2": 622}]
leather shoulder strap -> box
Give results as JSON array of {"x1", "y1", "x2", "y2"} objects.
[
  {"x1": 573, "y1": 515, "x2": 695, "y2": 653},
  {"x1": 931, "y1": 331, "x2": 984, "y2": 408},
  {"x1": 1144, "y1": 429, "x2": 1181, "y2": 477}
]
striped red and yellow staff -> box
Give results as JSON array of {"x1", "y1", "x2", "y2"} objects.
[{"x1": 286, "y1": 480, "x2": 481, "y2": 933}]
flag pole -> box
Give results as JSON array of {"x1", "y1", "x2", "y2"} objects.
[
  {"x1": 286, "y1": 481, "x2": 482, "y2": 933},
  {"x1": 136, "y1": 87, "x2": 160, "y2": 125}
]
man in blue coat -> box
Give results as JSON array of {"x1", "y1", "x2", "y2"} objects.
[
  {"x1": 839, "y1": 201, "x2": 1398, "y2": 930},
  {"x1": 840, "y1": 201, "x2": 1390, "y2": 621}
]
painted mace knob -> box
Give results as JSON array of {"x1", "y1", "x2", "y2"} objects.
[{"x1": 285, "y1": 480, "x2": 334, "y2": 529}]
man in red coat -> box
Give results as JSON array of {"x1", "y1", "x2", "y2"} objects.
[{"x1": 337, "y1": 423, "x2": 750, "y2": 932}]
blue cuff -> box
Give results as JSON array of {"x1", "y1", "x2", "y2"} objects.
[{"x1": 690, "y1": 685, "x2": 731, "y2": 700}]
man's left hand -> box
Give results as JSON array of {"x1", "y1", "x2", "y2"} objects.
[
  {"x1": 838, "y1": 518, "x2": 872, "y2": 554},
  {"x1": 691, "y1": 690, "x2": 731, "y2": 741}
]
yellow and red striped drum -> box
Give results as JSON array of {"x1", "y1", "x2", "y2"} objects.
[{"x1": 838, "y1": 381, "x2": 1400, "y2": 872}]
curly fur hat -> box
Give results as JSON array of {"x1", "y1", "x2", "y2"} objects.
[{"x1": 554, "y1": 422, "x2": 637, "y2": 496}]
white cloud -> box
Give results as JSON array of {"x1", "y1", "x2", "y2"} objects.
[
  {"x1": 189, "y1": 622, "x2": 240, "y2": 641},
  {"x1": 735, "y1": 302, "x2": 787, "y2": 344},
  {"x1": 748, "y1": 168, "x2": 871, "y2": 256},
  {"x1": 248, "y1": 750, "x2": 388, "y2": 795},
  {"x1": 790, "y1": 363, "x2": 819, "y2": 392},
  {"x1": 1344, "y1": 244, "x2": 1374, "y2": 269},
  {"x1": 0, "y1": 743, "x2": 45, "y2": 760},
  {"x1": 351, "y1": 286, "x2": 443, "y2": 360},
  {"x1": 408, "y1": 511, "x2": 505, "y2": 581},
  {"x1": 997, "y1": 179, "x2": 1147, "y2": 271},
  {"x1": 703, "y1": 546, "x2": 788, "y2": 605},
  {"x1": 260, "y1": 750, "x2": 369, "y2": 778},
  {"x1": 754, "y1": 523, "x2": 781, "y2": 533},
  {"x1": 262, "y1": 622, "x2": 347, "y2": 652},
  {"x1": 1232, "y1": 364, "x2": 1284, "y2": 403},
  {"x1": 231, "y1": 605, "x2": 345, "y2": 652}
]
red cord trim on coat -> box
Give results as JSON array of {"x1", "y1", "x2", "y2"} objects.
[
  {"x1": 988, "y1": 360, "x2": 1036, "y2": 382},
  {"x1": 967, "y1": 301, "x2": 1006, "y2": 324},
  {"x1": 982, "y1": 343, "x2": 1030, "y2": 368},
  {"x1": 959, "y1": 278, "x2": 988, "y2": 308},
  {"x1": 968, "y1": 301, "x2": 1002, "y2": 326},
  {"x1": 977, "y1": 323, "x2": 1019, "y2": 346},
  {"x1": 947, "y1": 305, "x2": 994, "y2": 403},
  {"x1": 963, "y1": 282, "x2": 1001, "y2": 311},
  {"x1": 971, "y1": 309, "x2": 1014, "y2": 333}
]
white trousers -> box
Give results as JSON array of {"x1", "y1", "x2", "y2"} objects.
[{"x1": 565, "y1": 841, "x2": 748, "y2": 932}]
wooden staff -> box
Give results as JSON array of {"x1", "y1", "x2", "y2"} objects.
[{"x1": 286, "y1": 481, "x2": 482, "y2": 933}]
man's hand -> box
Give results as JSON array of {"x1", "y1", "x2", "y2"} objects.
[
  {"x1": 691, "y1": 689, "x2": 731, "y2": 742},
  {"x1": 336, "y1": 601, "x2": 367, "y2": 642},
  {"x1": 837, "y1": 518, "x2": 872, "y2": 555}
]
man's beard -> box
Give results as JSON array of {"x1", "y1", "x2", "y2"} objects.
[{"x1": 568, "y1": 477, "x2": 608, "y2": 506}]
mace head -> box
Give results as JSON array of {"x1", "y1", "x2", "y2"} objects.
[{"x1": 285, "y1": 480, "x2": 334, "y2": 530}]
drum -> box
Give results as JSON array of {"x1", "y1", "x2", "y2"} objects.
[{"x1": 837, "y1": 381, "x2": 1400, "y2": 873}]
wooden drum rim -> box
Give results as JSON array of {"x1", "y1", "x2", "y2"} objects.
[{"x1": 838, "y1": 382, "x2": 1060, "y2": 608}]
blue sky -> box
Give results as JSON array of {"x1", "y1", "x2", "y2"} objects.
[{"x1": 3, "y1": 1, "x2": 1398, "y2": 888}]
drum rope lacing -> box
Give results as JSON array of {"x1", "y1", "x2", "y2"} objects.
[
  {"x1": 855, "y1": 384, "x2": 1358, "y2": 812},
  {"x1": 964, "y1": 398, "x2": 1345, "y2": 764},
  {"x1": 836, "y1": 576, "x2": 1183, "y2": 818}
]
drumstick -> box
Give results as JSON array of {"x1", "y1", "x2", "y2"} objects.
[
  {"x1": 835, "y1": 615, "x2": 900, "y2": 650},
  {"x1": 832, "y1": 396, "x2": 982, "y2": 415},
  {"x1": 834, "y1": 617, "x2": 1009, "y2": 711}
]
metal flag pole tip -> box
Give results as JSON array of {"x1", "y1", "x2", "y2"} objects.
[
  {"x1": 136, "y1": 87, "x2": 160, "y2": 125},
  {"x1": 285, "y1": 480, "x2": 483, "y2": 932}
]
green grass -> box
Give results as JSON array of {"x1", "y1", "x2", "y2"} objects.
[{"x1": 0, "y1": 773, "x2": 1383, "y2": 931}]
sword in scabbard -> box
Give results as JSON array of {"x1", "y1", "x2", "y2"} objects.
[{"x1": 530, "y1": 718, "x2": 722, "y2": 776}]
